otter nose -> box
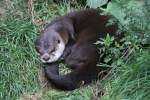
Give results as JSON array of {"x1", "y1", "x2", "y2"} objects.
[{"x1": 42, "y1": 54, "x2": 50, "y2": 61}]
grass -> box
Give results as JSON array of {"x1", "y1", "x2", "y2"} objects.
[
  {"x1": 101, "y1": 50, "x2": 150, "y2": 100},
  {"x1": 0, "y1": 4, "x2": 40, "y2": 99},
  {"x1": 0, "y1": 0, "x2": 150, "y2": 100},
  {"x1": 0, "y1": 0, "x2": 91, "y2": 100}
]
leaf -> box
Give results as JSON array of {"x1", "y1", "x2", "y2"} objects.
[
  {"x1": 116, "y1": 59, "x2": 123, "y2": 66},
  {"x1": 106, "y1": 2, "x2": 128, "y2": 25},
  {"x1": 103, "y1": 34, "x2": 114, "y2": 47},
  {"x1": 104, "y1": 55, "x2": 112, "y2": 63},
  {"x1": 86, "y1": 0, "x2": 108, "y2": 8},
  {"x1": 94, "y1": 41, "x2": 101, "y2": 45}
]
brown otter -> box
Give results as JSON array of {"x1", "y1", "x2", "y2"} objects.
[{"x1": 35, "y1": 9, "x2": 118, "y2": 90}]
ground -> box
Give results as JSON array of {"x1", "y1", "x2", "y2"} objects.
[{"x1": 0, "y1": 0, "x2": 150, "y2": 100}]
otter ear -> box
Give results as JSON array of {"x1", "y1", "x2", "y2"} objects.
[
  {"x1": 67, "y1": 24, "x2": 76, "y2": 40},
  {"x1": 59, "y1": 17, "x2": 76, "y2": 40},
  {"x1": 58, "y1": 22, "x2": 76, "y2": 41}
]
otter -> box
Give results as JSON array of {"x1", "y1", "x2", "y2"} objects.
[{"x1": 35, "y1": 9, "x2": 118, "y2": 90}]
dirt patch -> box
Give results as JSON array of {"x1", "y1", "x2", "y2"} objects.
[
  {"x1": 0, "y1": 7, "x2": 6, "y2": 16},
  {"x1": 20, "y1": 92, "x2": 43, "y2": 100},
  {"x1": 0, "y1": 0, "x2": 11, "y2": 17}
]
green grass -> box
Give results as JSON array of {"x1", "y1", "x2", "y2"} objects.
[
  {"x1": 0, "y1": 0, "x2": 150, "y2": 100},
  {"x1": 0, "y1": 6, "x2": 40, "y2": 100},
  {"x1": 0, "y1": 0, "x2": 86, "y2": 99},
  {"x1": 101, "y1": 50, "x2": 150, "y2": 100}
]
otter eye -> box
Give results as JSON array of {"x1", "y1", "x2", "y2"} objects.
[{"x1": 57, "y1": 40, "x2": 60, "y2": 44}]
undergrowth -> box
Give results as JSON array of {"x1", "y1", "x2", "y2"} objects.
[{"x1": 0, "y1": 0, "x2": 150, "y2": 100}]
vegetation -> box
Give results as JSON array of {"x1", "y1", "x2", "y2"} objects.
[{"x1": 0, "y1": 0, "x2": 149, "y2": 100}]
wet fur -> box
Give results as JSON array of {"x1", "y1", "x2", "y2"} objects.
[{"x1": 40, "y1": 9, "x2": 118, "y2": 90}]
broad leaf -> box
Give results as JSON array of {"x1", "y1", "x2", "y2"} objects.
[{"x1": 87, "y1": 0, "x2": 108, "y2": 8}]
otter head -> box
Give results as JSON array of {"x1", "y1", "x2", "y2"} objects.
[{"x1": 35, "y1": 28, "x2": 68, "y2": 63}]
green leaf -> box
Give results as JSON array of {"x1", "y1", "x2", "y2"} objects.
[
  {"x1": 104, "y1": 56, "x2": 112, "y2": 63},
  {"x1": 103, "y1": 34, "x2": 114, "y2": 47},
  {"x1": 87, "y1": 0, "x2": 108, "y2": 8}
]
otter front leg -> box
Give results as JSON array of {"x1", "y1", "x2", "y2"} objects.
[
  {"x1": 44, "y1": 69, "x2": 78, "y2": 90},
  {"x1": 44, "y1": 67, "x2": 99, "y2": 90},
  {"x1": 43, "y1": 62, "x2": 59, "y2": 75}
]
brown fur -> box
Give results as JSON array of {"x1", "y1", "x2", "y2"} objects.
[{"x1": 36, "y1": 9, "x2": 118, "y2": 90}]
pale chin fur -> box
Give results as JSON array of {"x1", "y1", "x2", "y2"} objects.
[{"x1": 41, "y1": 35, "x2": 65, "y2": 63}]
